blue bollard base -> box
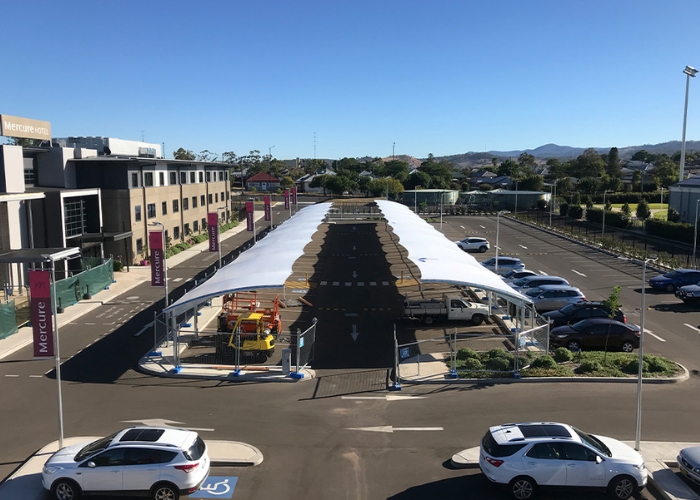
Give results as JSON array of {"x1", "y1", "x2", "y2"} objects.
[
  {"x1": 171, "y1": 366, "x2": 182, "y2": 373},
  {"x1": 180, "y1": 322, "x2": 192, "y2": 328},
  {"x1": 450, "y1": 370, "x2": 458, "y2": 379},
  {"x1": 148, "y1": 351, "x2": 162, "y2": 357},
  {"x1": 229, "y1": 369, "x2": 241, "y2": 377},
  {"x1": 513, "y1": 371, "x2": 521, "y2": 379},
  {"x1": 197, "y1": 312, "x2": 202, "y2": 316},
  {"x1": 289, "y1": 372, "x2": 304, "y2": 379},
  {"x1": 389, "y1": 382, "x2": 402, "y2": 391}
]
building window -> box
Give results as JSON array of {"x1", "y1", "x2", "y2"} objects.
[
  {"x1": 206, "y1": 171, "x2": 211, "y2": 182},
  {"x1": 64, "y1": 199, "x2": 87, "y2": 237},
  {"x1": 226, "y1": 191, "x2": 229, "y2": 200},
  {"x1": 159, "y1": 172, "x2": 165, "y2": 186},
  {"x1": 183, "y1": 198, "x2": 189, "y2": 210},
  {"x1": 215, "y1": 193, "x2": 218, "y2": 203},
  {"x1": 190, "y1": 171, "x2": 196, "y2": 183},
  {"x1": 162, "y1": 201, "x2": 167, "y2": 215},
  {"x1": 219, "y1": 171, "x2": 224, "y2": 181},
  {"x1": 131, "y1": 173, "x2": 138, "y2": 188},
  {"x1": 220, "y1": 191, "x2": 224, "y2": 201},
  {"x1": 147, "y1": 203, "x2": 156, "y2": 219},
  {"x1": 144, "y1": 172, "x2": 154, "y2": 187},
  {"x1": 192, "y1": 196, "x2": 197, "y2": 208},
  {"x1": 170, "y1": 172, "x2": 177, "y2": 185},
  {"x1": 193, "y1": 220, "x2": 199, "y2": 232},
  {"x1": 208, "y1": 194, "x2": 213, "y2": 204},
  {"x1": 173, "y1": 200, "x2": 179, "y2": 213},
  {"x1": 226, "y1": 171, "x2": 229, "y2": 180},
  {"x1": 202, "y1": 218, "x2": 206, "y2": 229},
  {"x1": 164, "y1": 229, "x2": 169, "y2": 245},
  {"x1": 200, "y1": 195, "x2": 205, "y2": 206},
  {"x1": 180, "y1": 172, "x2": 187, "y2": 184},
  {"x1": 184, "y1": 223, "x2": 190, "y2": 236},
  {"x1": 173, "y1": 226, "x2": 180, "y2": 240},
  {"x1": 199, "y1": 171, "x2": 204, "y2": 183},
  {"x1": 136, "y1": 238, "x2": 143, "y2": 254},
  {"x1": 134, "y1": 205, "x2": 142, "y2": 222}
]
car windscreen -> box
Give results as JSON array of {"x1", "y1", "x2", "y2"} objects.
[
  {"x1": 512, "y1": 277, "x2": 530, "y2": 286},
  {"x1": 502, "y1": 270, "x2": 517, "y2": 279},
  {"x1": 525, "y1": 288, "x2": 543, "y2": 297},
  {"x1": 665, "y1": 271, "x2": 681, "y2": 278},
  {"x1": 572, "y1": 427, "x2": 611, "y2": 457},
  {"x1": 481, "y1": 432, "x2": 526, "y2": 458},
  {"x1": 570, "y1": 319, "x2": 593, "y2": 333},
  {"x1": 559, "y1": 303, "x2": 578, "y2": 314},
  {"x1": 74, "y1": 432, "x2": 120, "y2": 462}
]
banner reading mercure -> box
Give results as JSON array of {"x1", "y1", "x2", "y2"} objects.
[
  {"x1": 149, "y1": 231, "x2": 165, "y2": 287},
  {"x1": 246, "y1": 201, "x2": 254, "y2": 231},
  {"x1": 292, "y1": 186, "x2": 298, "y2": 205},
  {"x1": 284, "y1": 189, "x2": 290, "y2": 209},
  {"x1": 207, "y1": 212, "x2": 219, "y2": 252},
  {"x1": 30, "y1": 270, "x2": 53, "y2": 358},
  {"x1": 264, "y1": 195, "x2": 271, "y2": 221}
]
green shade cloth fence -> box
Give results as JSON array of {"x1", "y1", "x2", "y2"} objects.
[
  {"x1": 50, "y1": 258, "x2": 114, "y2": 312},
  {"x1": 0, "y1": 299, "x2": 18, "y2": 340}
]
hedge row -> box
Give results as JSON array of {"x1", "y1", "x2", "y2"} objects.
[
  {"x1": 645, "y1": 219, "x2": 694, "y2": 244},
  {"x1": 584, "y1": 208, "x2": 632, "y2": 229}
]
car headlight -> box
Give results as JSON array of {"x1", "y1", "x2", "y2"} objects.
[
  {"x1": 634, "y1": 463, "x2": 646, "y2": 471},
  {"x1": 43, "y1": 465, "x2": 64, "y2": 475},
  {"x1": 556, "y1": 335, "x2": 568, "y2": 339}
]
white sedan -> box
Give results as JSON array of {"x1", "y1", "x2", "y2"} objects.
[{"x1": 455, "y1": 237, "x2": 490, "y2": 253}]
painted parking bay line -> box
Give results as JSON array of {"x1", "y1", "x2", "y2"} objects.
[
  {"x1": 641, "y1": 328, "x2": 666, "y2": 342},
  {"x1": 346, "y1": 426, "x2": 443, "y2": 433},
  {"x1": 342, "y1": 395, "x2": 426, "y2": 401},
  {"x1": 572, "y1": 269, "x2": 587, "y2": 277},
  {"x1": 685, "y1": 323, "x2": 700, "y2": 333}
]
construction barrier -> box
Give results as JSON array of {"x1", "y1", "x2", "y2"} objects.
[{"x1": 0, "y1": 299, "x2": 17, "y2": 340}]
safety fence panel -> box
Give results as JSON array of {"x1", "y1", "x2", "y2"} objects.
[
  {"x1": 0, "y1": 299, "x2": 17, "y2": 340},
  {"x1": 51, "y1": 274, "x2": 81, "y2": 312},
  {"x1": 78, "y1": 258, "x2": 114, "y2": 298},
  {"x1": 296, "y1": 321, "x2": 317, "y2": 371}
]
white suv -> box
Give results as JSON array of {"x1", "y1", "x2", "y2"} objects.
[
  {"x1": 42, "y1": 426, "x2": 210, "y2": 500},
  {"x1": 479, "y1": 422, "x2": 646, "y2": 500}
]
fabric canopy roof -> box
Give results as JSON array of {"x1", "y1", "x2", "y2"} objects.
[
  {"x1": 375, "y1": 200, "x2": 531, "y2": 305},
  {"x1": 164, "y1": 203, "x2": 332, "y2": 314}
]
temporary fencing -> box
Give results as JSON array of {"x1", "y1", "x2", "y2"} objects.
[
  {"x1": 50, "y1": 258, "x2": 114, "y2": 312},
  {"x1": 0, "y1": 299, "x2": 17, "y2": 340},
  {"x1": 292, "y1": 319, "x2": 317, "y2": 374}
]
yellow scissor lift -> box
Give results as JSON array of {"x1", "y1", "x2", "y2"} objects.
[{"x1": 218, "y1": 293, "x2": 281, "y2": 363}]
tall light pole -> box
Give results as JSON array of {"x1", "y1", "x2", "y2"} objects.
[
  {"x1": 269, "y1": 145, "x2": 275, "y2": 158},
  {"x1": 149, "y1": 221, "x2": 168, "y2": 306},
  {"x1": 680, "y1": 66, "x2": 697, "y2": 183},
  {"x1": 392, "y1": 142, "x2": 395, "y2": 160},
  {"x1": 635, "y1": 257, "x2": 657, "y2": 451},
  {"x1": 514, "y1": 181, "x2": 519, "y2": 215},
  {"x1": 693, "y1": 199, "x2": 700, "y2": 267},
  {"x1": 549, "y1": 179, "x2": 557, "y2": 227},
  {"x1": 217, "y1": 206, "x2": 227, "y2": 269},
  {"x1": 495, "y1": 210, "x2": 510, "y2": 275},
  {"x1": 602, "y1": 190, "x2": 608, "y2": 238}
]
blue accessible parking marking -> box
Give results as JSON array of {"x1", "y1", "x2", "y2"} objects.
[{"x1": 190, "y1": 476, "x2": 238, "y2": 498}]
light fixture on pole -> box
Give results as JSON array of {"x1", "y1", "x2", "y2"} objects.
[
  {"x1": 495, "y1": 210, "x2": 510, "y2": 275},
  {"x1": 679, "y1": 66, "x2": 697, "y2": 182},
  {"x1": 602, "y1": 190, "x2": 608, "y2": 238},
  {"x1": 693, "y1": 199, "x2": 700, "y2": 268},
  {"x1": 217, "y1": 206, "x2": 227, "y2": 269},
  {"x1": 635, "y1": 256, "x2": 657, "y2": 451}
]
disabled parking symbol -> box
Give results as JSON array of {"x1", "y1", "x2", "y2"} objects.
[{"x1": 190, "y1": 476, "x2": 238, "y2": 498}]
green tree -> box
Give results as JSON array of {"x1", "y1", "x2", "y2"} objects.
[
  {"x1": 384, "y1": 160, "x2": 410, "y2": 182},
  {"x1": 497, "y1": 159, "x2": 520, "y2": 177},
  {"x1": 636, "y1": 198, "x2": 651, "y2": 220},
  {"x1": 621, "y1": 202, "x2": 631, "y2": 216},
  {"x1": 632, "y1": 170, "x2": 642, "y2": 192},
  {"x1": 280, "y1": 176, "x2": 294, "y2": 189},
  {"x1": 173, "y1": 147, "x2": 195, "y2": 160},
  {"x1": 606, "y1": 147, "x2": 622, "y2": 178},
  {"x1": 601, "y1": 286, "x2": 622, "y2": 360},
  {"x1": 518, "y1": 152, "x2": 537, "y2": 169},
  {"x1": 324, "y1": 175, "x2": 356, "y2": 195},
  {"x1": 570, "y1": 148, "x2": 605, "y2": 178},
  {"x1": 406, "y1": 170, "x2": 431, "y2": 189},
  {"x1": 221, "y1": 151, "x2": 237, "y2": 164},
  {"x1": 4, "y1": 137, "x2": 44, "y2": 147},
  {"x1": 197, "y1": 150, "x2": 219, "y2": 162},
  {"x1": 631, "y1": 150, "x2": 656, "y2": 163},
  {"x1": 518, "y1": 172, "x2": 544, "y2": 191},
  {"x1": 577, "y1": 177, "x2": 599, "y2": 194},
  {"x1": 600, "y1": 174, "x2": 622, "y2": 193},
  {"x1": 653, "y1": 159, "x2": 679, "y2": 188},
  {"x1": 546, "y1": 158, "x2": 566, "y2": 180}
]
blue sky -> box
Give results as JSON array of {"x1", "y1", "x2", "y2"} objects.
[{"x1": 3, "y1": 0, "x2": 700, "y2": 161}]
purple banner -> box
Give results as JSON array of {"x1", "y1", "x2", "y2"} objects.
[
  {"x1": 246, "y1": 201, "x2": 254, "y2": 231},
  {"x1": 292, "y1": 186, "x2": 297, "y2": 205},
  {"x1": 264, "y1": 195, "x2": 271, "y2": 221},
  {"x1": 30, "y1": 270, "x2": 53, "y2": 358},
  {"x1": 284, "y1": 189, "x2": 290, "y2": 210},
  {"x1": 149, "y1": 231, "x2": 165, "y2": 287},
  {"x1": 208, "y1": 212, "x2": 219, "y2": 252}
]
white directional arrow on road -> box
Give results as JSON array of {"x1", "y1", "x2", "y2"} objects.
[
  {"x1": 346, "y1": 426, "x2": 443, "y2": 433},
  {"x1": 133, "y1": 321, "x2": 154, "y2": 337},
  {"x1": 341, "y1": 395, "x2": 426, "y2": 401},
  {"x1": 350, "y1": 324, "x2": 359, "y2": 341},
  {"x1": 353, "y1": 246, "x2": 356, "y2": 251},
  {"x1": 122, "y1": 418, "x2": 215, "y2": 432},
  {"x1": 352, "y1": 271, "x2": 358, "y2": 278}
]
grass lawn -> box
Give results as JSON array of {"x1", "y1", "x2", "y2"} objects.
[{"x1": 592, "y1": 203, "x2": 667, "y2": 220}]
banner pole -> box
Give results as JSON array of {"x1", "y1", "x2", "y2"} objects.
[{"x1": 50, "y1": 261, "x2": 64, "y2": 448}]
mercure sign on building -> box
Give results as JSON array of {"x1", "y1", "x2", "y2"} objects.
[{"x1": 1, "y1": 114, "x2": 51, "y2": 141}]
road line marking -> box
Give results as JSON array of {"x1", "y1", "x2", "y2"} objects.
[
  {"x1": 134, "y1": 321, "x2": 155, "y2": 337},
  {"x1": 173, "y1": 277, "x2": 183, "y2": 282},
  {"x1": 29, "y1": 375, "x2": 43, "y2": 378},
  {"x1": 642, "y1": 328, "x2": 666, "y2": 342},
  {"x1": 684, "y1": 323, "x2": 700, "y2": 333},
  {"x1": 572, "y1": 269, "x2": 587, "y2": 277},
  {"x1": 342, "y1": 395, "x2": 426, "y2": 401},
  {"x1": 538, "y1": 270, "x2": 549, "y2": 275},
  {"x1": 5, "y1": 374, "x2": 18, "y2": 378},
  {"x1": 346, "y1": 426, "x2": 443, "y2": 433},
  {"x1": 479, "y1": 225, "x2": 485, "y2": 229},
  {"x1": 519, "y1": 244, "x2": 528, "y2": 249}
]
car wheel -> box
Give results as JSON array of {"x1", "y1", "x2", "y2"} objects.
[
  {"x1": 607, "y1": 475, "x2": 636, "y2": 499},
  {"x1": 52, "y1": 479, "x2": 81, "y2": 500},
  {"x1": 472, "y1": 314, "x2": 485, "y2": 326},
  {"x1": 566, "y1": 339, "x2": 582, "y2": 352},
  {"x1": 423, "y1": 316, "x2": 434, "y2": 325},
  {"x1": 151, "y1": 482, "x2": 180, "y2": 500},
  {"x1": 509, "y1": 476, "x2": 536, "y2": 500},
  {"x1": 479, "y1": 246, "x2": 487, "y2": 253},
  {"x1": 620, "y1": 341, "x2": 635, "y2": 353},
  {"x1": 666, "y1": 283, "x2": 675, "y2": 292}
]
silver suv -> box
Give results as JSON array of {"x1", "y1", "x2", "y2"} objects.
[
  {"x1": 481, "y1": 257, "x2": 524, "y2": 275},
  {"x1": 42, "y1": 426, "x2": 210, "y2": 500},
  {"x1": 524, "y1": 285, "x2": 586, "y2": 312}
]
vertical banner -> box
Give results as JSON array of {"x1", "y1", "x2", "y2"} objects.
[
  {"x1": 264, "y1": 195, "x2": 271, "y2": 221},
  {"x1": 30, "y1": 270, "x2": 54, "y2": 358},
  {"x1": 246, "y1": 201, "x2": 254, "y2": 231},
  {"x1": 292, "y1": 186, "x2": 298, "y2": 205},
  {"x1": 207, "y1": 212, "x2": 219, "y2": 252},
  {"x1": 284, "y1": 189, "x2": 290, "y2": 210},
  {"x1": 149, "y1": 231, "x2": 165, "y2": 287}
]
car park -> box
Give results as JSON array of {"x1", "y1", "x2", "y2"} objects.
[
  {"x1": 649, "y1": 269, "x2": 700, "y2": 293},
  {"x1": 523, "y1": 285, "x2": 586, "y2": 312},
  {"x1": 542, "y1": 301, "x2": 626, "y2": 328},
  {"x1": 675, "y1": 283, "x2": 700, "y2": 305},
  {"x1": 510, "y1": 275, "x2": 570, "y2": 292},
  {"x1": 42, "y1": 426, "x2": 210, "y2": 500},
  {"x1": 678, "y1": 445, "x2": 700, "y2": 486},
  {"x1": 501, "y1": 269, "x2": 538, "y2": 284},
  {"x1": 455, "y1": 236, "x2": 490, "y2": 253},
  {"x1": 481, "y1": 257, "x2": 525, "y2": 275},
  {"x1": 479, "y1": 422, "x2": 647, "y2": 500},
  {"x1": 549, "y1": 318, "x2": 640, "y2": 353}
]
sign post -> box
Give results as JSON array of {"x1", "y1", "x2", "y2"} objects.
[{"x1": 291, "y1": 186, "x2": 297, "y2": 215}]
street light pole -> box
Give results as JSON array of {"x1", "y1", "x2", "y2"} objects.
[
  {"x1": 549, "y1": 180, "x2": 557, "y2": 227},
  {"x1": 217, "y1": 206, "x2": 227, "y2": 269},
  {"x1": 602, "y1": 190, "x2": 608, "y2": 238},
  {"x1": 680, "y1": 66, "x2": 697, "y2": 182},
  {"x1": 514, "y1": 181, "x2": 519, "y2": 215},
  {"x1": 694, "y1": 199, "x2": 700, "y2": 268},
  {"x1": 392, "y1": 142, "x2": 395, "y2": 160},
  {"x1": 269, "y1": 145, "x2": 275, "y2": 158},
  {"x1": 495, "y1": 210, "x2": 510, "y2": 275},
  {"x1": 635, "y1": 257, "x2": 656, "y2": 451}
]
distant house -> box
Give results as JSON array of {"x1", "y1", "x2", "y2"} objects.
[
  {"x1": 297, "y1": 170, "x2": 336, "y2": 193},
  {"x1": 470, "y1": 175, "x2": 511, "y2": 190},
  {"x1": 246, "y1": 172, "x2": 281, "y2": 191}
]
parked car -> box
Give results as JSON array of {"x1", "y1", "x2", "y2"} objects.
[
  {"x1": 675, "y1": 283, "x2": 700, "y2": 305},
  {"x1": 455, "y1": 236, "x2": 490, "y2": 253},
  {"x1": 523, "y1": 285, "x2": 586, "y2": 312},
  {"x1": 481, "y1": 256, "x2": 524, "y2": 275},
  {"x1": 510, "y1": 275, "x2": 570, "y2": 292},
  {"x1": 501, "y1": 269, "x2": 538, "y2": 284},
  {"x1": 549, "y1": 318, "x2": 640, "y2": 353},
  {"x1": 42, "y1": 426, "x2": 210, "y2": 500},
  {"x1": 678, "y1": 445, "x2": 700, "y2": 486},
  {"x1": 649, "y1": 268, "x2": 700, "y2": 292},
  {"x1": 542, "y1": 301, "x2": 626, "y2": 328},
  {"x1": 479, "y1": 422, "x2": 647, "y2": 500}
]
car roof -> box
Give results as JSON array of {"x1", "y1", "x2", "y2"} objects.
[
  {"x1": 577, "y1": 318, "x2": 628, "y2": 325},
  {"x1": 534, "y1": 284, "x2": 582, "y2": 292},
  {"x1": 520, "y1": 275, "x2": 566, "y2": 282},
  {"x1": 489, "y1": 422, "x2": 578, "y2": 445},
  {"x1": 111, "y1": 426, "x2": 196, "y2": 449}
]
